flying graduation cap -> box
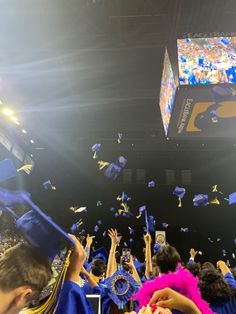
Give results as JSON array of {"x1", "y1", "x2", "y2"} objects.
[
  {"x1": 229, "y1": 192, "x2": 236, "y2": 205},
  {"x1": 193, "y1": 194, "x2": 208, "y2": 206},
  {"x1": 43, "y1": 180, "x2": 56, "y2": 191},
  {"x1": 148, "y1": 181, "x2": 156, "y2": 188},
  {"x1": 91, "y1": 143, "x2": 102, "y2": 159},
  {"x1": 173, "y1": 186, "x2": 186, "y2": 207}
]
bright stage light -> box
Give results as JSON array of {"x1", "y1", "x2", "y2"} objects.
[
  {"x1": 30, "y1": 139, "x2": 34, "y2": 144},
  {"x1": 22, "y1": 129, "x2": 27, "y2": 134},
  {"x1": 2, "y1": 108, "x2": 14, "y2": 116},
  {"x1": 10, "y1": 116, "x2": 20, "y2": 125}
]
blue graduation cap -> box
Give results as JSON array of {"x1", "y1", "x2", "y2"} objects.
[
  {"x1": 229, "y1": 192, "x2": 236, "y2": 205},
  {"x1": 115, "y1": 156, "x2": 127, "y2": 168},
  {"x1": 0, "y1": 188, "x2": 74, "y2": 260},
  {"x1": 91, "y1": 143, "x2": 102, "y2": 159},
  {"x1": 105, "y1": 266, "x2": 140, "y2": 309},
  {"x1": 104, "y1": 163, "x2": 122, "y2": 180},
  {"x1": 193, "y1": 194, "x2": 208, "y2": 206},
  {"x1": 43, "y1": 180, "x2": 56, "y2": 190},
  {"x1": 94, "y1": 225, "x2": 99, "y2": 233},
  {"x1": 153, "y1": 242, "x2": 161, "y2": 254},
  {"x1": 0, "y1": 159, "x2": 18, "y2": 183},
  {"x1": 161, "y1": 222, "x2": 169, "y2": 228},
  {"x1": 136, "y1": 205, "x2": 146, "y2": 218},
  {"x1": 91, "y1": 247, "x2": 108, "y2": 263},
  {"x1": 173, "y1": 186, "x2": 186, "y2": 207},
  {"x1": 146, "y1": 215, "x2": 155, "y2": 233},
  {"x1": 181, "y1": 227, "x2": 189, "y2": 233},
  {"x1": 148, "y1": 181, "x2": 155, "y2": 188}
]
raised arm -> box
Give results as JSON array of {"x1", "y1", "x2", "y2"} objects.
[
  {"x1": 106, "y1": 229, "x2": 120, "y2": 278},
  {"x1": 65, "y1": 235, "x2": 87, "y2": 283},
  {"x1": 85, "y1": 234, "x2": 95, "y2": 262},
  {"x1": 144, "y1": 233, "x2": 153, "y2": 279},
  {"x1": 125, "y1": 255, "x2": 141, "y2": 283}
]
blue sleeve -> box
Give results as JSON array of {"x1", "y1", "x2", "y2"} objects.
[
  {"x1": 55, "y1": 281, "x2": 94, "y2": 314},
  {"x1": 82, "y1": 281, "x2": 102, "y2": 295},
  {"x1": 224, "y1": 272, "x2": 236, "y2": 288},
  {"x1": 187, "y1": 258, "x2": 195, "y2": 264}
]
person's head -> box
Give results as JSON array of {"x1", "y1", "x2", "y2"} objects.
[
  {"x1": 201, "y1": 262, "x2": 215, "y2": 271},
  {"x1": 0, "y1": 243, "x2": 52, "y2": 314},
  {"x1": 199, "y1": 267, "x2": 235, "y2": 304},
  {"x1": 153, "y1": 245, "x2": 181, "y2": 274},
  {"x1": 90, "y1": 259, "x2": 106, "y2": 280},
  {"x1": 185, "y1": 262, "x2": 201, "y2": 277}
]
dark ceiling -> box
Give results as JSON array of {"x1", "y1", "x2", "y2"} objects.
[{"x1": 1, "y1": 0, "x2": 236, "y2": 160}]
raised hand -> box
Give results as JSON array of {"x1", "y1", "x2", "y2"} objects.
[{"x1": 86, "y1": 234, "x2": 95, "y2": 247}]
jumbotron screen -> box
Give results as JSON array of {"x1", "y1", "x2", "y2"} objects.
[
  {"x1": 177, "y1": 37, "x2": 236, "y2": 85},
  {"x1": 159, "y1": 49, "x2": 177, "y2": 136}
]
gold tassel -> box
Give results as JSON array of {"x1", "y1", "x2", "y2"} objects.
[
  {"x1": 178, "y1": 197, "x2": 182, "y2": 207},
  {"x1": 97, "y1": 161, "x2": 110, "y2": 170},
  {"x1": 21, "y1": 250, "x2": 72, "y2": 314},
  {"x1": 93, "y1": 151, "x2": 97, "y2": 159},
  {"x1": 210, "y1": 197, "x2": 220, "y2": 205},
  {"x1": 212, "y1": 185, "x2": 218, "y2": 192},
  {"x1": 17, "y1": 164, "x2": 33, "y2": 175}
]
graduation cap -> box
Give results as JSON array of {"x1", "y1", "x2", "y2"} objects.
[
  {"x1": 146, "y1": 215, "x2": 156, "y2": 233},
  {"x1": 70, "y1": 219, "x2": 83, "y2": 234},
  {"x1": 193, "y1": 194, "x2": 208, "y2": 206},
  {"x1": 94, "y1": 225, "x2": 99, "y2": 233},
  {"x1": 161, "y1": 222, "x2": 169, "y2": 228},
  {"x1": 173, "y1": 186, "x2": 186, "y2": 207},
  {"x1": 115, "y1": 156, "x2": 127, "y2": 168},
  {"x1": 148, "y1": 181, "x2": 155, "y2": 188},
  {"x1": 91, "y1": 247, "x2": 108, "y2": 263},
  {"x1": 104, "y1": 163, "x2": 122, "y2": 180},
  {"x1": 153, "y1": 243, "x2": 161, "y2": 254},
  {"x1": 91, "y1": 143, "x2": 101, "y2": 159},
  {"x1": 229, "y1": 192, "x2": 236, "y2": 205},
  {"x1": 105, "y1": 266, "x2": 140, "y2": 309},
  {"x1": 0, "y1": 159, "x2": 18, "y2": 183},
  {"x1": 136, "y1": 205, "x2": 146, "y2": 219},
  {"x1": 0, "y1": 187, "x2": 74, "y2": 313},
  {"x1": 43, "y1": 180, "x2": 56, "y2": 191}
]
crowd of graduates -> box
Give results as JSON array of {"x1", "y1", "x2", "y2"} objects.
[{"x1": 1, "y1": 217, "x2": 236, "y2": 314}]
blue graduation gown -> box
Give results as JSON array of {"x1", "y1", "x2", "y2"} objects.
[{"x1": 56, "y1": 281, "x2": 94, "y2": 314}]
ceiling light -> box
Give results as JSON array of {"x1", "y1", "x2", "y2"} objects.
[
  {"x1": 22, "y1": 129, "x2": 27, "y2": 134},
  {"x1": 10, "y1": 116, "x2": 20, "y2": 125},
  {"x1": 2, "y1": 108, "x2": 14, "y2": 116},
  {"x1": 30, "y1": 139, "x2": 34, "y2": 144}
]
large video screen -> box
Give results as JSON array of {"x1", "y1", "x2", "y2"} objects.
[
  {"x1": 159, "y1": 49, "x2": 177, "y2": 136},
  {"x1": 177, "y1": 37, "x2": 236, "y2": 85}
]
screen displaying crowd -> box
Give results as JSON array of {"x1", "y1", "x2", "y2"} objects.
[
  {"x1": 159, "y1": 49, "x2": 177, "y2": 136},
  {"x1": 178, "y1": 37, "x2": 236, "y2": 85}
]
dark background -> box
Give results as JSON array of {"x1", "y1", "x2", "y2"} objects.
[{"x1": 1, "y1": 0, "x2": 236, "y2": 264}]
